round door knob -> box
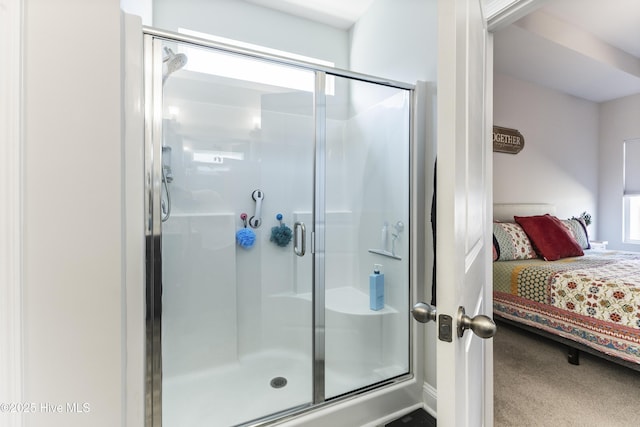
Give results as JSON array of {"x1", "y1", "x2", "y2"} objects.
[
  {"x1": 457, "y1": 306, "x2": 497, "y2": 338},
  {"x1": 412, "y1": 302, "x2": 436, "y2": 323}
]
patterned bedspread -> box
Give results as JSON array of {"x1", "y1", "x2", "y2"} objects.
[{"x1": 493, "y1": 251, "x2": 640, "y2": 364}]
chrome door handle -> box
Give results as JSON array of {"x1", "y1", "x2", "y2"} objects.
[
  {"x1": 294, "y1": 222, "x2": 306, "y2": 257},
  {"x1": 411, "y1": 302, "x2": 436, "y2": 323},
  {"x1": 457, "y1": 306, "x2": 497, "y2": 338}
]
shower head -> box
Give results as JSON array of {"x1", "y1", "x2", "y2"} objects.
[{"x1": 162, "y1": 47, "x2": 188, "y2": 84}]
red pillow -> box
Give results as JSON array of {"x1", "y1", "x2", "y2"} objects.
[{"x1": 514, "y1": 214, "x2": 584, "y2": 261}]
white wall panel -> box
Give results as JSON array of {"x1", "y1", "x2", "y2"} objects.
[{"x1": 22, "y1": 0, "x2": 124, "y2": 425}]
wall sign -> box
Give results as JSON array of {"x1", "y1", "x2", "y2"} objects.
[{"x1": 493, "y1": 126, "x2": 524, "y2": 154}]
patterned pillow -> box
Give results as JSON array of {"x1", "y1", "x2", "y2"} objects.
[
  {"x1": 493, "y1": 222, "x2": 537, "y2": 261},
  {"x1": 560, "y1": 218, "x2": 590, "y2": 249}
]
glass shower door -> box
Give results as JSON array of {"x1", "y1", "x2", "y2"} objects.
[
  {"x1": 322, "y1": 76, "x2": 411, "y2": 398},
  {"x1": 156, "y1": 38, "x2": 316, "y2": 426},
  {"x1": 147, "y1": 33, "x2": 417, "y2": 427}
]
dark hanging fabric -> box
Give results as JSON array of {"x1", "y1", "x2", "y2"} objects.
[{"x1": 430, "y1": 160, "x2": 437, "y2": 306}]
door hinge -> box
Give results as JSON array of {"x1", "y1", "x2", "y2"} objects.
[{"x1": 311, "y1": 231, "x2": 315, "y2": 254}]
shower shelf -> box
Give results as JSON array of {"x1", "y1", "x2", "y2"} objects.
[
  {"x1": 168, "y1": 212, "x2": 235, "y2": 218},
  {"x1": 284, "y1": 286, "x2": 398, "y2": 316},
  {"x1": 368, "y1": 249, "x2": 401, "y2": 260}
]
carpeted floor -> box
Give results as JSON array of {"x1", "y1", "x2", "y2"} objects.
[{"x1": 494, "y1": 322, "x2": 640, "y2": 426}]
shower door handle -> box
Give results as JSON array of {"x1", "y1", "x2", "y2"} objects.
[{"x1": 294, "y1": 222, "x2": 306, "y2": 257}]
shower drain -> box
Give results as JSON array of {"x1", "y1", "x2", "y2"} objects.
[{"x1": 270, "y1": 376, "x2": 288, "y2": 389}]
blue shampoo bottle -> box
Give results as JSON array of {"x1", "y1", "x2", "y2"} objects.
[{"x1": 369, "y1": 264, "x2": 384, "y2": 311}]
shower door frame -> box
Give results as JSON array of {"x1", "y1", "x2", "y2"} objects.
[{"x1": 143, "y1": 28, "x2": 425, "y2": 427}]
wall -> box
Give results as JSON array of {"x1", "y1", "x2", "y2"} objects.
[
  {"x1": 493, "y1": 73, "x2": 600, "y2": 237},
  {"x1": 22, "y1": 0, "x2": 124, "y2": 426},
  {"x1": 349, "y1": 0, "x2": 437, "y2": 84},
  {"x1": 120, "y1": 0, "x2": 152, "y2": 24},
  {"x1": 1, "y1": 0, "x2": 24, "y2": 421},
  {"x1": 598, "y1": 93, "x2": 640, "y2": 250},
  {"x1": 153, "y1": 0, "x2": 350, "y2": 69}
]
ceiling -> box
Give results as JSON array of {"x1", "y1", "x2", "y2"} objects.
[
  {"x1": 494, "y1": 0, "x2": 640, "y2": 102},
  {"x1": 244, "y1": 0, "x2": 640, "y2": 103},
  {"x1": 244, "y1": 0, "x2": 375, "y2": 30}
]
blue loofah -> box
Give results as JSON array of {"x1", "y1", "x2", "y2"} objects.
[
  {"x1": 270, "y1": 223, "x2": 292, "y2": 247},
  {"x1": 236, "y1": 227, "x2": 256, "y2": 248}
]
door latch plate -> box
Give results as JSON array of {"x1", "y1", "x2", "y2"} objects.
[{"x1": 438, "y1": 314, "x2": 453, "y2": 342}]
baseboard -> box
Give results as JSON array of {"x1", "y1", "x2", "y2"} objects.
[{"x1": 423, "y1": 381, "x2": 437, "y2": 418}]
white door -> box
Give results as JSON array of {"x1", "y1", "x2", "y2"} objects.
[{"x1": 436, "y1": 0, "x2": 494, "y2": 425}]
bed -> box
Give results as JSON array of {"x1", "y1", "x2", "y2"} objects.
[{"x1": 492, "y1": 203, "x2": 640, "y2": 370}]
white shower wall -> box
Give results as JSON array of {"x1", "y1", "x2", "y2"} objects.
[
  {"x1": 340, "y1": 88, "x2": 410, "y2": 380},
  {"x1": 161, "y1": 77, "x2": 408, "y2": 390},
  {"x1": 162, "y1": 213, "x2": 238, "y2": 376},
  {"x1": 161, "y1": 85, "x2": 317, "y2": 376}
]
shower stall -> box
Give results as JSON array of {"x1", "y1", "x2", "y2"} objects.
[{"x1": 144, "y1": 30, "x2": 423, "y2": 427}]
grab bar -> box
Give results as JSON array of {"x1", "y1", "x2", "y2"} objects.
[
  {"x1": 248, "y1": 189, "x2": 264, "y2": 228},
  {"x1": 294, "y1": 222, "x2": 306, "y2": 257}
]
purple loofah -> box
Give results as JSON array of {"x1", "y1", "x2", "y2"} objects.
[{"x1": 236, "y1": 227, "x2": 256, "y2": 248}]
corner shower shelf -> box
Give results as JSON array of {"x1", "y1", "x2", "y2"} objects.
[
  {"x1": 169, "y1": 212, "x2": 235, "y2": 218},
  {"x1": 287, "y1": 286, "x2": 398, "y2": 316},
  {"x1": 368, "y1": 249, "x2": 402, "y2": 260}
]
